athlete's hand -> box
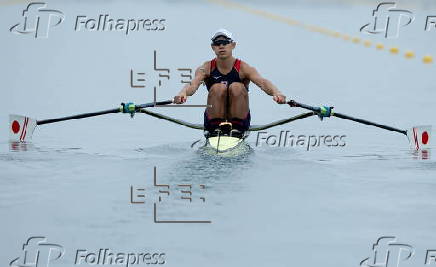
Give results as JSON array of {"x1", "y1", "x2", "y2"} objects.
[
  {"x1": 273, "y1": 94, "x2": 286, "y2": 104},
  {"x1": 174, "y1": 94, "x2": 187, "y2": 104}
]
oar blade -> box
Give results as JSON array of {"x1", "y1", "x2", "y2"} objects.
[
  {"x1": 407, "y1": 125, "x2": 432, "y2": 150},
  {"x1": 9, "y1": 114, "x2": 37, "y2": 142}
]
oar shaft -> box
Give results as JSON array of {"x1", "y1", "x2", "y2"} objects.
[
  {"x1": 37, "y1": 100, "x2": 173, "y2": 126},
  {"x1": 288, "y1": 100, "x2": 407, "y2": 136},
  {"x1": 333, "y1": 112, "x2": 407, "y2": 135},
  {"x1": 37, "y1": 108, "x2": 119, "y2": 125}
]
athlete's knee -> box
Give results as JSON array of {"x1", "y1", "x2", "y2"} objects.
[
  {"x1": 209, "y1": 83, "x2": 227, "y2": 98},
  {"x1": 229, "y1": 83, "x2": 247, "y2": 98}
]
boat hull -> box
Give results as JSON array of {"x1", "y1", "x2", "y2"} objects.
[{"x1": 206, "y1": 136, "x2": 245, "y2": 153}]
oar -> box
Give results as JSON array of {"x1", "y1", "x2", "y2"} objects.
[
  {"x1": 37, "y1": 100, "x2": 173, "y2": 125},
  {"x1": 287, "y1": 100, "x2": 406, "y2": 135},
  {"x1": 287, "y1": 100, "x2": 432, "y2": 150},
  {"x1": 9, "y1": 100, "x2": 173, "y2": 142}
]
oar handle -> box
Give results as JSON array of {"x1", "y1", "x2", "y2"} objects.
[
  {"x1": 136, "y1": 100, "x2": 173, "y2": 109},
  {"x1": 288, "y1": 100, "x2": 319, "y2": 112},
  {"x1": 288, "y1": 100, "x2": 333, "y2": 118}
]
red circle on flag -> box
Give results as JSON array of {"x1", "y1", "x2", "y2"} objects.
[
  {"x1": 422, "y1": 131, "x2": 429, "y2": 145},
  {"x1": 11, "y1": 120, "x2": 20, "y2": 134}
]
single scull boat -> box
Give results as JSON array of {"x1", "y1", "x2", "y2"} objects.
[{"x1": 8, "y1": 99, "x2": 432, "y2": 153}]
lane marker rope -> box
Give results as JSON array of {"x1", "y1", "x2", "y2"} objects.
[{"x1": 207, "y1": 0, "x2": 433, "y2": 65}]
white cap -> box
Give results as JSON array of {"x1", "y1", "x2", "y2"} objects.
[{"x1": 211, "y1": 28, "x2": 234, "y2": 41}]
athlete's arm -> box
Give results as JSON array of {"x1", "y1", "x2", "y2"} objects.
[
  {"x1": 242, "y1": 62, "x2": 286, "y2": 104},
  {"x1": 174, "y1": 62, "x2": 209, "y2": 104}
]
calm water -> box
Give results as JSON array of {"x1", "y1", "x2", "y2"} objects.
[{"x1": 1, "y1": 0, "x2": 435, "y2": 266}]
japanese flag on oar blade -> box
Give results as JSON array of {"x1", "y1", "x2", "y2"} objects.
[
  {"x1": 9, "y1": 114, "x2": 37, "y2": 142},
  {"x1": 408, "y1": 125, "x2": 432, "y2": 150}
]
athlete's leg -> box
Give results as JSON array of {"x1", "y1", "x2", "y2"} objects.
[
  {"x1": 206, "y1": 83, "x2": 227, "y2": 119},
  {"x1": 228, "y1": 82, "x2": 249, "y2": 119}
]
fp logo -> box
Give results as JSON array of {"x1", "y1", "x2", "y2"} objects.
[
  {"x1": 10, "y1": 2, "x2": 64, "y2": 38},
  {"x1": 360, "y1": 2, "x2": 414, "y2": 38},
  {"x1": 360, "y1": 236, "x2": 414, "y2": 267},
  {"x1": 9, "y1": 237, "x2": 65, "y2": 267}
]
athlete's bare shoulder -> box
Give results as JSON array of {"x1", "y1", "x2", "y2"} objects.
[
  {"x1": 239, "y1": 60, "x2": 256, "y2": 78},
  {"x1": 197, "y1": 60, "x2": 212, "y2": 77},
  {"x1": 239, "y1": 60, "x2": 250, "y2": 69}
]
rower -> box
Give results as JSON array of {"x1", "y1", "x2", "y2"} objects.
[{"x1": 173, "y1": 28, "x2": 286, "y2": 137}]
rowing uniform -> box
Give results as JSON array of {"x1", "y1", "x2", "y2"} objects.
[{"x1": 203, "y1": 58, "x2": 251, "y2": 133}]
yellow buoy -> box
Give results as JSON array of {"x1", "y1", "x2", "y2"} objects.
[
  {"x1": 376, "y1": 43, "x2": 384, "y2": 50},
  {"x1": 342, "y1": 35, "x2": 350, "y2": 41},
  {"x1": 423, "y1": 55, "x2": 433, "y2": 64},
  {"x1": 352, "y1": 37, "x2": 361, "y2": 43},
  {"x1": 390, "y1": 47, "x2": 399, "y2": 54},
  {"x1": 363, "y1": 40, "x2": 372, "y2": 47},
  {"x1": 404, "y1": 51, "x2": 415, "y2": 59}
]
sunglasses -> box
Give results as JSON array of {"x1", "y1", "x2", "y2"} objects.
[{"x1": 212, "y1": 39, "x2": 232, "y2": 46}]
